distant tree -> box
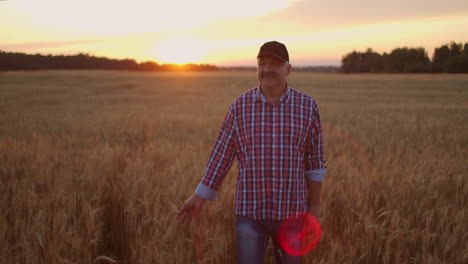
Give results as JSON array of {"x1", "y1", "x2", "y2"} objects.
[
  {"x1": 339, "y1": 41, "x2": 468, "y2": 74},
  {"x1": 449, "y1": 41, "x2": 462, "y2": 57},
  {"x1": 432, "y1": 42, "x2": 468, "y2": 73},
  {"x1": 433, "y1": 45, "x2": 450, "y2": 65},
  {"x1": 384, "y1": 48, "x2": 407, "y2": 73},
  {"x1": 363, "y1": 48, "x2": 384, "y2": 73},
  {"x1": 384, "y1": 47, "x2": 430, "y2": 73},
  {"x1": 405, "y1": 47, "x2": 431, "y2": 73},
  {"x1": 138, "y1": 61, "x2": 159, "y2": 71},
  {"x1": 341, "y1": 51, "x2": 360, "y2": 73},
  {"x1": 340, "y1": 48, "x2": 383, "y2": 73},
  {"x1": 0, "y1": 51, "x2": 219, "y2": 71},
  {"x1": 445, "y1": 55, "x2": 468, "y2": 73},
  {"x1": 120, "y1": 58, "x2": 139, "y2": 70},
  {"x1": 382, "y1": 52, "x2": 390, "y2": 72}
]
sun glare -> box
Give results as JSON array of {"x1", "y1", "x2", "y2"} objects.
[
  {"x1": 154, "y1": 37, "x2": 210, "y2": 64},
  {"x1": 4, "y1": 0, "x2": 295, "y2": 39}
]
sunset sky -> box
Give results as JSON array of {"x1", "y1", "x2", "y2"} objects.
[{"x1": 1, "y1": 0, "x2": 468, "y2": 66}]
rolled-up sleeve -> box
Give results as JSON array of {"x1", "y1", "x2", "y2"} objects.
[
  {"x1": 304, "y1": 101, "x2": 327, "y2": 182},
  {"x1": 195, "y1": 103, "x2": 237, "y2": 200}
]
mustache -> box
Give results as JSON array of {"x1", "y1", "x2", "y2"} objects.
[{"x1": 261, "y1": 72, "x2": 277, "y2": 78}]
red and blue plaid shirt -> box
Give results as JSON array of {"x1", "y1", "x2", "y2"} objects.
[{"x1": 195, "y1": 86, "x2": 326, "y2": 220}]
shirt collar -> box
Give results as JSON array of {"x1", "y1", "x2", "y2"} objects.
[{"x1": 254, "y1": 85, "x2": 291, "y2": 104}]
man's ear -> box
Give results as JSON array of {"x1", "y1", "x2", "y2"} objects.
[{"x1": 287, "y1": 63, "x2": 292, "y2": 75}]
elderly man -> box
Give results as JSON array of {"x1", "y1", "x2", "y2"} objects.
[{"x1": 178, "y1": 41, "x2": 327, "y2": 264}]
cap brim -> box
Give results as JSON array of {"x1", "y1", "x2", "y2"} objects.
[{"x1": 257, "y1": 52, "x2": 287, "y2": 62}]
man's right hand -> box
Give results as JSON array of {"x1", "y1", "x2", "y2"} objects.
[{"x1": 177, "y1": 194, "x2": 206, "y2": 223}]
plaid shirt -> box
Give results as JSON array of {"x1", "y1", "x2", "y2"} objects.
[{"x1": 195, "y1": 87, "x2": 326, "y2": 220}]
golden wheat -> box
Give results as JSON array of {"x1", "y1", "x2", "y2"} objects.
[{"x1": 0, "y1": 70, "x2": 467, "y2": 264}]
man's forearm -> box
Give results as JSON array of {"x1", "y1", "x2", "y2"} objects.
[{"x1": 307, "y1": 180, "x2": 322, "y2": 217}]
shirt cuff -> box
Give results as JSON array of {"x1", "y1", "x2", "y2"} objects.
[
  {"x1": 195, "y1": 182, "x2": 219, "y2": 201},
  {"x1": 305, "y1": 168, "x2": 327, "y2": 182}
]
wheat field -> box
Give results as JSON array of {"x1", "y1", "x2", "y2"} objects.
[{"x1": 1, "y1": 70, "x2": 467, "y2": 264}]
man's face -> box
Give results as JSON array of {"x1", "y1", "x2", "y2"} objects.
[{"x1": 257, "y1": 55, "x2": 291, "y2": 88}]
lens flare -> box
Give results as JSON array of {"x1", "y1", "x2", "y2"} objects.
[{"x1": 278, "y1": 213, "x2": 322, "y2": 256}]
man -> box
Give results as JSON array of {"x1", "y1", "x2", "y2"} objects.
[{"x1": 178, "y1": 41, "x2": 327, "y2": 264}]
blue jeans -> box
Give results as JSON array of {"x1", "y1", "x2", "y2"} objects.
[{"x1": 236, "y1": 215, "x2": 304, "y2": 264}]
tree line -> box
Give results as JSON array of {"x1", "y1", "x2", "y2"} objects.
[
  {"x1": 0, "y1": 51, "x2": 219, "y2": 71},
  {"x1": 341, "y1": 41, "x2": 468, "y2": 73}
]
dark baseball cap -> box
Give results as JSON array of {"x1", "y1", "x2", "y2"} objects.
[{"x1": 257, "y1": 41, "x2": 289, "y2": 62}]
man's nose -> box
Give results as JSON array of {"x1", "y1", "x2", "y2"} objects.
[{"x1": 264, "y1": 63, "x2": 273, "y2": 71}]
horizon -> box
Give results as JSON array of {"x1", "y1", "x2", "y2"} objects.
[
  {"x1": 1, "y1": 0, "x2": 468, "y2": 66},
  {"x1": 0, "y1": 49, "x2": 343, "y2": 68}
]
